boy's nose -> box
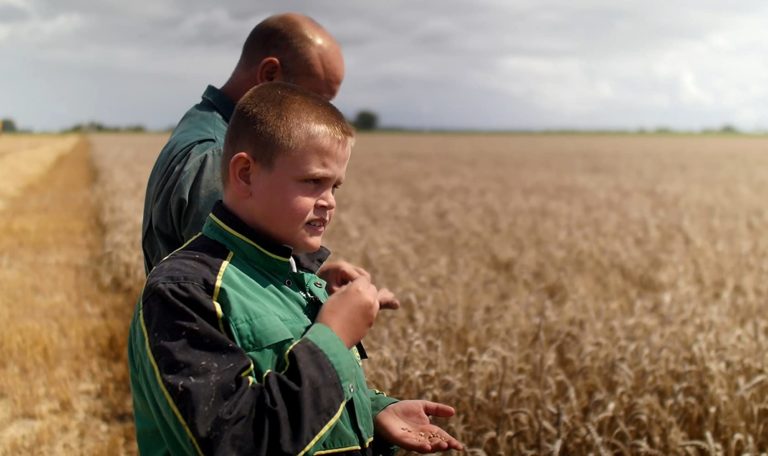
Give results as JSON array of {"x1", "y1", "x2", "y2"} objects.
[{"x1": 317, "y1": 190, "x2": 336, "y2": 209}]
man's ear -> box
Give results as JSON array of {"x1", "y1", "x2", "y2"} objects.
[
  {"x1": 229, "y1": 152, "x2": 257, "y2": 195},
  {"x1": 257, "y1": 57, "x2": 282, "y2": 83}
]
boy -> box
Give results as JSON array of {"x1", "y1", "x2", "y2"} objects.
[{"x1": 128, "y1": 82, "x2": 462, "y2": 455}]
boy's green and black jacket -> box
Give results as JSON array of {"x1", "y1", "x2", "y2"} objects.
[{"x1": 128, "y1": 201, "x2": 398, "y2": 455}]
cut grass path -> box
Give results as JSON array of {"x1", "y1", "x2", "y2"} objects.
[{"x1": 0, "y1": 138, "x2": 136, "y2": 454}]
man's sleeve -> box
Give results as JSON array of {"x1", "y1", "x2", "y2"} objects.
[
  {"x1": 130, "y1": 279, "x2": 360, "y2": 456},
  {"x1": 169, "y1": 145, "x2": 224, "y2": 244},
  {"x1": 145, "y1": 144, "x2": 223, "y2": 271}
]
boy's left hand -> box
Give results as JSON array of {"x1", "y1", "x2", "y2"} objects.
[
  {"x1": 317, "y1": 260, "x2": 400, "y2": 309},
  {"x1": 374, "y1": 400, "x2": 463, "y2": 453}
]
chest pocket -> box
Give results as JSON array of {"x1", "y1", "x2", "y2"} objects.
[{"x1": 232, "y1": 315, "x2": 294, "y2": 375}]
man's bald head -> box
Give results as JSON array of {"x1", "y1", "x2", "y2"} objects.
[{"x1": 225, "y1": 13, "x2": 344, "y2": 102}]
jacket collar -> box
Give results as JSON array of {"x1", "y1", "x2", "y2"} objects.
[
  {"x1": 203, "y1": 201, "x2": 295, "y2": 271},
  {"x1": 201, "y1": 85, "x2": 236, "y2": 123}
]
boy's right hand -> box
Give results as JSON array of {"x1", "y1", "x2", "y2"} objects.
[
  {"x1": 318, "y1": 260, "x2": 400, "y2": 310},
  {"x1": 316, "y1": 276, "x2": 380, "y2": 348}
]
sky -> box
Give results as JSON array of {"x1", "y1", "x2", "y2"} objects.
[{"x1": 3, "y1": 0, "x2": 768, "y2": 132}]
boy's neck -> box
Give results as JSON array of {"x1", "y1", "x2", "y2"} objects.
[{"x1": 218, "y1": 199, "x2": 296, "y2": 255}]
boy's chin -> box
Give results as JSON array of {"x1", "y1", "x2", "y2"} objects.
[{"x1": 292, "y1": 239, "x2": 323, "y2": 254}]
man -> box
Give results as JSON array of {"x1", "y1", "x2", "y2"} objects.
[{"x1": 142, "y1": 13, "x2": 395, "y2": 306}]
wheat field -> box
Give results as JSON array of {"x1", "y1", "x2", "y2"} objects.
[
  {"x1": 3, "y1": 132, "x2": 768, "y2": 454},
  {"x1": 0, "y1": 135, "x2": 80, "y2": 211},
  {"x1": 323, "y1": 134, "x2": 768, "y2": 455}
]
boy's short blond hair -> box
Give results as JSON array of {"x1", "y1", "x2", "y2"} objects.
[{"x1": 222, "y1": 81, "x2": 355, "y2": 185}]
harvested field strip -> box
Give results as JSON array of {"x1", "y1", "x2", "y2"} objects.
[
  {"x1": 0, "y1": 136, "x2": 60, "y2": 157},
  {"x1": 0, "y1": 136, "x2": 80, "y2": 211},
  {"x1": 0, "y1": 138, "x2": 135, "y2": 455}
]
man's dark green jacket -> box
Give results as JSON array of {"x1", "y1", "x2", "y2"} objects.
[
  {"x1": 129, "y1": 202, "x2": 398, "y2": 455},
  {"x1": 142, "y1": 86, "x2": 234, "y2": 274}
]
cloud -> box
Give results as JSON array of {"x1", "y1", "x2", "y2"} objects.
[
  {"x1": 0, "y1": 10, "x2": 82, "y2": 45},
  {"x1": 325, "y1": 1, "x2": 768, "y2": 127},
  {"x1": 3, "y1": 0, "x2": 768, "y2": 130}
]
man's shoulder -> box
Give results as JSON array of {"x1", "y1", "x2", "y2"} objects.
[
  {"x1": 149, "y1": 86, "x2": 230, "y2": 180},
  {"x1": 167, "y1": 101, "x2": 228, "y2": 150},
  {"x1": 155, "y1": 103, "x2": 226, "y2": 181}
]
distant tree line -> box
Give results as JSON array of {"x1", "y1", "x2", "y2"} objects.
[
  {"x1": 700, "y1": 124, "x2": 739, "y2": 134},
  {"x1": 3, "y1": 113, "x2": 382, "y2": 134},
  {"x1": 61, "y1": 111, "x2": 383, "y2": 133},
  {"x1": 0, "y1": 114, "x2": 754, "y2": 135},
  {"x1": 62, "y1": 122, "x2": 146, "y2": 133},
  {"x1": 352, "y1": 110, "x2": 378, "y2": 131},
  {"x1": 1, "y1": 118, "x2": 17, "y2": 133},
  {"x1": 2, "y1": 118, "x2": 149, "y2": 134}
]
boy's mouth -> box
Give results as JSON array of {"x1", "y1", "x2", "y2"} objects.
[{"x1": 306, "y1": 218, "x2": 328, "y2": 229}]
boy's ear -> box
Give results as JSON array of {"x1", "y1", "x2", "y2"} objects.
[
  {"x1": 257, "y1": 57, "x2": 282, "y2": 83},
  {"x1": 229, "y1": 152, "x2": 257, "y2": 195}
]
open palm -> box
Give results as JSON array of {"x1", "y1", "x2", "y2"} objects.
[{"x1": 374, "y1": 400, "x2": 463, "y2": 453}]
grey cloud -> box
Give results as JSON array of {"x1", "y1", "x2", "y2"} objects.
[
  {"x1": 0, "y1": 4, "x2": 31, "y2": 22},
  {"x1": 4, "y1": 0, "x2": 768, "y2": 131}
]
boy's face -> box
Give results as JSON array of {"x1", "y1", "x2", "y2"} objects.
[{"x1": 242, "y1": 135, "x2": 350, "y2": 254}]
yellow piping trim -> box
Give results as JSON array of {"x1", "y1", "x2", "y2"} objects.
[
  {"x1": 281, "y1": 340, "x2": 301, "y2": 374},
  {"x1": 315, "y1": 436, "x2": 373, "y2": 456},
  {"x1": 209, "y1": 214, "x2": 290, "y2": 262},
  {"x1": 241, "y1": 362, "x2": 254, "y2": 378},
  {"x1": 297, "y1": 400, "x2": 347, "y2": 456},
  {"x1": 314, "y1": 445, "x2": 361, "y2": 455},
  {"x1": 262, "y1": 369, "x2": 272, "y2": 382},
  {"x1": 213, "y1": 301, "x2": 225, "y2": 333},
  {"x1": 139, "y1": 303, "x2": 204, "y2": 456},
  {"x1": 158, "y1": 232, "x2": 202, "y2": 265},
  {"x1": 212, "y1": 251, "x2": 234, "y2": 334}
]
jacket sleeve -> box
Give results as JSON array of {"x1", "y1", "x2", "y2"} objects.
[
  {"x1": 368, "y1": 389, "x2": 400, "y2": 456},
  {"x1": 143, "y1": 142, "x2": 222, "y2": 272},
  {"x1": 169, "y1": 144, "x2": 223, "y2": 245},
  {"x1": 131, "y1": 279, "x2": 359, "y2": 456},
  {"x1": 369, "y1": 388, "x2": 398, "y2": 416}
]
